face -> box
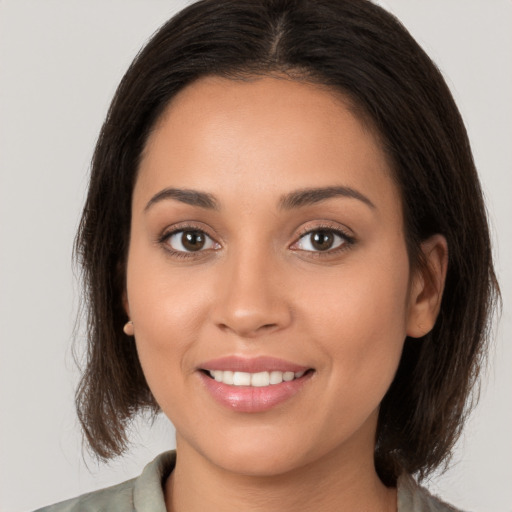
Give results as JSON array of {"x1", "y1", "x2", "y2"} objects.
[{"x1": 125, "y1": 75, "x2": 425, "y2": 477}]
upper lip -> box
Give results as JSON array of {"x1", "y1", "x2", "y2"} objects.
[{"x1": 198, "y1": 356, "x2": 311, "y2": 373}]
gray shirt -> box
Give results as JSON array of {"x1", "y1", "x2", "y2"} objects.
[{"x1": 34, "y1": 451, "x2": 462, "y2": 512}]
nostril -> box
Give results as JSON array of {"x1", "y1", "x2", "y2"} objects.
[{"x1": 215, "y1": 321, "x2": 279, "y2": 338}]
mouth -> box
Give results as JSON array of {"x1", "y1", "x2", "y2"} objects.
[
  {"x1": 201, "y1": 368, "x2": 313, "y2": 387},
  {"x1": 197, "y1": 356, "x2": 315, "y2": 412}
]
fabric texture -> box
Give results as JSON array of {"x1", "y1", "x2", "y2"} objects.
[{"x1": 34, "y1": 451, "x2": 463, "y2": 512}]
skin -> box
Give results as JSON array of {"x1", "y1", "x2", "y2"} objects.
[{"x1": 124, "y1": 75, "x2": 447, "y2": 512}]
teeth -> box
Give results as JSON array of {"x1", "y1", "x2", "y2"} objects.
[
  {"x1": 232, "y1": 371, "x2": 251, "y2": 386},
  {"x1": 269, "y1": 370, "x2": 284, "y2": 384},
  {"x1": 207, "y1": 369, "x2": 307, "y2": 387},
  {"x1": 251, "y1": 371, "x2": 270, "y2": 387}
]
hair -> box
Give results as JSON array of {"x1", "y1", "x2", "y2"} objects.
[{"x1": 74, "y1": 0, "x2": 499, "y2": 485}]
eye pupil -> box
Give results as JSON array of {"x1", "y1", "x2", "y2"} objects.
[
  {"x1": 182, "y1": 231, "x2": 205, "y2": 251},
  {"x1": 311, "y1": 231, "x2": 334, "y2": 251}
]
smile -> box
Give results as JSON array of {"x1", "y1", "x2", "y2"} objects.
[
  {"x1": 198, "y1": 357, "x2": 314, "y2": 412},
  {"x1": 206, "y1": 369, "x2": 306, "y2": 387}
]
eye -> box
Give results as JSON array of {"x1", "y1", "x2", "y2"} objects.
[
  {"x1": 293, "y1": 228, "x2": 353, "y2": 253},
  {"x1": 164, "y1": 229, "x2": 218, "y2": 253}
]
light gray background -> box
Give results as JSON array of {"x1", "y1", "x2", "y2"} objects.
[{"x1": 0, "y1": 1, "x2": 511, "y2": 511}]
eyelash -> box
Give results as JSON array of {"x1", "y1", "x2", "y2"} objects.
[
  {"x1": 158, "y1": 223, "x2": 216, "y2": 260},
  {"x1": 158, "y1": 222, "x2": 356, "y2": 260},
  {"x1": 293, "y1": 223, "x2": 356, "y2": 258}
]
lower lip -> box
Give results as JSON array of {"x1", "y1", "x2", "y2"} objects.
[{"x1": 198, "y1": 371, "x2": 313, "y2": 413}]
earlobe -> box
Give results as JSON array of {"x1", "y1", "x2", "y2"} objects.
[
  {"x1": 123, "y1": 320, "x2": 134, "y2": 336},
  {"x1": 406, "y1": 234, "x2": 448, "y2": 338},
  {"x1": 122, "y1": 291, "x2": 134, "y2": 336}
]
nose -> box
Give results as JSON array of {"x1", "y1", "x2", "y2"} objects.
[{"x1": 211, "y1": 249, "x2": 292, "y2": 339}]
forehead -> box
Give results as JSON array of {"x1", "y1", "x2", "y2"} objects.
[{"x1": 136, "y1": 75, "x2": 399, "y2": 216}]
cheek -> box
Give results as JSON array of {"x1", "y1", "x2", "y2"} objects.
[
  {"x1": 300, "y1": 251, "x2": 409, "y2": 329},
  {"x1": 299, "y1": 248, "x2": 411, "y2": 390},
  {"x1": 125, "y1": 244, "x2": 210, "y2": 390},
  {"x1": 127, "y1": 231, "x2": 211, "y2": 326}
]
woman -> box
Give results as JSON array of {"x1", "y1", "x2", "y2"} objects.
[{"x1": 34, "y1": 0, "x2": 499, "y2": 511}]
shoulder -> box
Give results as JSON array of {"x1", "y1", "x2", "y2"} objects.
[
  {"x1": 33, "y1": 478, "x2": 136, "y2": 512},
  {"x1": 33, "y1": 451, "x2": 176, "y2": 512},
  {"x1": 397, "y1": 474, "x2": 464, "y2": 512}
]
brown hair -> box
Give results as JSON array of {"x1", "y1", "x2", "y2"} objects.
[{"x1": 75, "y1": 0, "x2": 499, "y2": 485}]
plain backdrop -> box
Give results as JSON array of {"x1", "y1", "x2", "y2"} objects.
[{"x1": 0, "y1": 1, "x2": 511, "y2": 511}]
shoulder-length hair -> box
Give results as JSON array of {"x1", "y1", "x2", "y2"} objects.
[{"x1": 75, "y1": 0, "x2": 499, "y2": 485}]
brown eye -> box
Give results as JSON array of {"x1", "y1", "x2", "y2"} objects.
[
  {"x1": 165, "y1": 230, "x2": 217, "y2": 253},
  {"x1": 182, "y1": 231, "x2": 205, "y2": 251},
  {"x1": 295, "y1": 229, "x2": 347, "y2": 252},
  {"x1": 310, "y1": 231, "x2": 335, "y2": 251}
]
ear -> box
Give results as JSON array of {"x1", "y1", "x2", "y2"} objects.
[
  {"x1": 406, "y1": 234, "x2": 448, "y2": 338},
  {"x1": 121, "y1": 292, "x2": 135, "y2": 336}
]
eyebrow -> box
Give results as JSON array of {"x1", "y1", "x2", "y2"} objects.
[
  {"x1": 278, "y1": 186, "x2": 376, "y2": 211},
  {"x1": 144, "y1": 188, "x2": 219, "y2": 211},
  {"x1": 144, "y1": 185, "x2": 375, "y2": 212}
]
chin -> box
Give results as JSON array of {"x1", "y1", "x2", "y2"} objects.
[{"x1": 185, "y1": 426, "x2": 330, "y2": 478}]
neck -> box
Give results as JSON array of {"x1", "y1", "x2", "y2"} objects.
[{"x1": 164, "y1": 435, "x2": 396, "y2": 512}]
